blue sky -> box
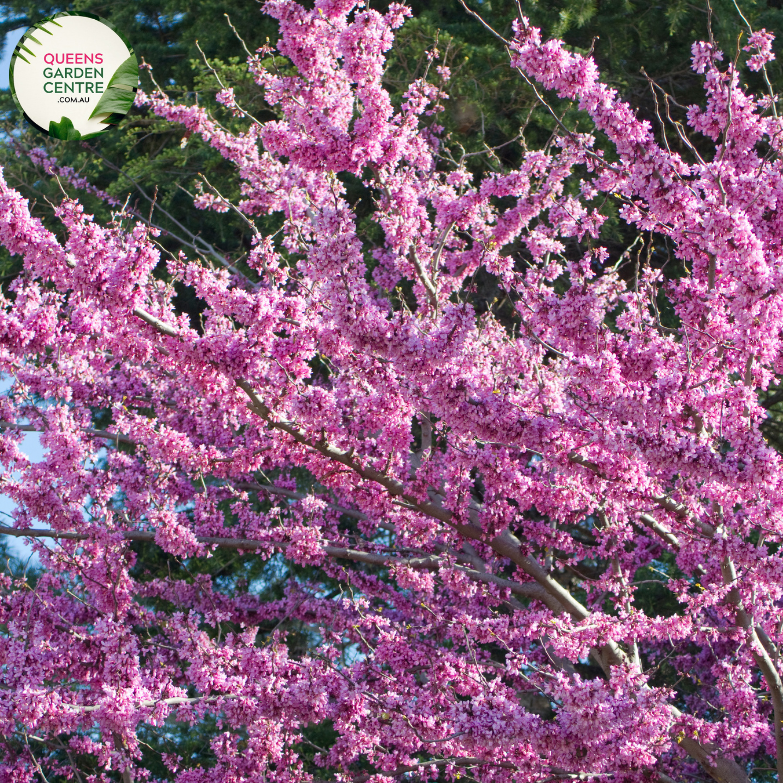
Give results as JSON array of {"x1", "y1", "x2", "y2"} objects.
[
  {"x1": 0, "y1": 376, "x2": 46, "y2": 561},
  {"x1": 1, "y1": 27, "x2": 28, "y2": 90}
]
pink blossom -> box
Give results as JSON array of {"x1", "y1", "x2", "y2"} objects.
[{"x1": 744, "y1": 28, "x2": 776, "y2": 71}]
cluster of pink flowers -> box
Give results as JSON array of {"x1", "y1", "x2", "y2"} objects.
[
  {"x1": 24, "y1": 145, "x2": 122, "y2": 206},
  {"x1": 744, "y1": 29, "x2": 776, "y2": 72},
  {"x1": 0, "y1": 1, "x2": 781, "y2": 781}
]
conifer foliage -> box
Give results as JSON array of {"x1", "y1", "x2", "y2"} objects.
[{"x1": 0, "y1": 1, "x2": 782, "y2": 781}]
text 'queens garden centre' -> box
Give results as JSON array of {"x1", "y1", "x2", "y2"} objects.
[{"x1": 42, "y1": 52, "x2": 105, "y2": 95}]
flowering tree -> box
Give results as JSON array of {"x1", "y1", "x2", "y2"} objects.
[{"x1": 0, "y1": 0, "x2": 782, "y2": 780}]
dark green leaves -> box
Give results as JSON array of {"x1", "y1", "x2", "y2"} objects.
[
  {"x1": 48, "y1": 116, "x2": 81, "y2": 140},
  {"x1": 89, "y1": 54, "x2": 138, "y2": 121}
]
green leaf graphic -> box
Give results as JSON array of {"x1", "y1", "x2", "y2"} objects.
[
  {"x1": 49, "y1": 116, "x2": 81, "y2": 140},
  {"x1": 89, "y1": 54, "x2": 138, "y2": 121},
  {"x1": 89, "y1": 88, "x2": 135, "y2": 120},
  {"x1": 102, "y1": 112, "x2": 128, "y2": 125},
  {"x1": 106, "y1": 54, "x2": 139, "y2": 89}
]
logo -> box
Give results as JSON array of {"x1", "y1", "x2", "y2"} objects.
[{"x1": 9, "y1": 13, "x2": 138, "y2": 140}]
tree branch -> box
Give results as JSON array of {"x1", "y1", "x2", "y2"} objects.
[
  {"x1": 0, "y1": 525, "x2": 554, "y2": 607},
  {"x1": 722, "y1": 557, "x2": 783, "y2": 779}
]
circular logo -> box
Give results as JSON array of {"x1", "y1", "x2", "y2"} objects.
[{"x1": 9, "y1": 13, "x2": 138, "y2": 140}]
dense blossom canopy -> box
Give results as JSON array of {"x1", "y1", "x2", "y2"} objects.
[{"x1": 0, "y1": 2, "x2": 781, "y2": 781}]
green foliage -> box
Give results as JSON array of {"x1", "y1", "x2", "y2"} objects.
[
  {"x1": 48, "y1": 115, "x2": 81, "y2": 139},
  {"x1": 632, "y1": 551, "x2": 686, "y2": 619}
]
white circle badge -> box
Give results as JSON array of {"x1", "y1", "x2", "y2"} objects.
[{"x1": 9, "y1": 13, "x2": 138, "y2": 140}]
